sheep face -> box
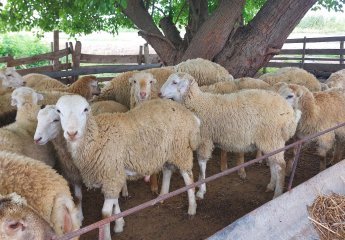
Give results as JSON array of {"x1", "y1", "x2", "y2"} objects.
[
  {"x1": 56, "y1": 95, "x2": 90, "y2": 142},
  {"x1": 0, "y1": 193, "x2": 55, "y2": 240},
  {"x1": 34, "y1": 105, "x2": 61, "y2": 145},
  {"x1": 129, "y1": 72, "x2": 157, "y2": 101},
  {"x1": 274, "y1": 82, "x2": 304, "y2": 110},
  {"x1": 11, "y1": 87, "x2": 43, "y2": 108},
  {"x1": 90, "y1": 79, "x2": 101, "y2": 96},
  {"x1": 159, "y1": 73, "x2": 192, "y2": 102},
  {"x1": 0, "y1": 67, "x2": 25, "y2": 89}
]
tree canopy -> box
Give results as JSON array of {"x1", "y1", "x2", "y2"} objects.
[{"x1": 0, "y1": 0, "x2": 344, "y2": 35}]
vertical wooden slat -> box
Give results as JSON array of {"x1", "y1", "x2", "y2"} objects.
[
  {"x1": 72, "y1": 41, "x2": 82, "y2": 81},
  {"x1": 144, "y1": 43, "x2": 149, "y2": 64},
  {"x1": 340, "y1": 40, "x2": 344, "y2": 64},
  {"x1": 301, "y1": 36, "x2": 307, "y2": 69},
  {"x1": 53, "y1": 30, "x2": 60, "y2": 70},
  {"x1": 138, "y1": 45, "x2": 143, "y2": 65},
  {"x1": 7, "y1": 56, "x2": 14, "y2": 67}
]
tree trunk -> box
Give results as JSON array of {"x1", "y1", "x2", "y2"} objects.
[{"x1": 214, "y1": 0, "x2": 317, "y2": 77}]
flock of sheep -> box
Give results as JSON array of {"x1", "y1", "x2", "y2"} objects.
[{"x1": 1, "y1": 58, "x2": 345, "y2": 240}]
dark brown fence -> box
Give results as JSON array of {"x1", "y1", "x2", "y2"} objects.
[{"x1": 265, "y1": 36, "x2": 345, "y2": 75}]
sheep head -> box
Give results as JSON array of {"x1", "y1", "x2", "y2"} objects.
[
  {"x1": 56, "y1": 95, "x2": 90, "y2": 142},
  {"x1": 129, "y1": 72, "x2": 157, "y2": 102},
  {"x1": 159, "y1": 72, "x2": 196, "y2": 102},
  {"x1": 0, "y1": 193, "x2": 55, "y2": 240},
  {"x1": 273, "y1": 82, "x2": 307, "y2": 110},
  {"x1": 34, "y1": 105, "x2": 61, "y2": 145},
  {"x1": 0, "y1": 67, "x2": 26, "y2": 89},
  {"x1": 11, "y1": 87, "x2": 43, "y2": 108}
]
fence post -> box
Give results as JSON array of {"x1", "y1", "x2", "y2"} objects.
[
  {"x1": 53, "y1": 30, "x2": 60, "y2": 71},
  {"x1": 300, "y1": 36, "x2": 307, "y2": 69},
  {"x1": 340, "y1": 40, "x2": 344, "y2": 64},
  {"x1": 138, "y1": 45, "x2": 143, "y2": 65},
  {"x1": 65, "y1": 42, "x2": 69, "y2": 70},
  {"x1": 144, "y1": 43, "x2": 149, "y2": 64},
  {"x1": 72, "y1": 41, "x2": 81, "y2": 81},
  {"x1": 6, "y1": 56, "x2": 14, "y2": 67}
]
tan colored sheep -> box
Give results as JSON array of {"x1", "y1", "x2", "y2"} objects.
[
  {"x1": 174, "y1": 58, "x2": 234, "y2": 85},
  {"x1": 56, "y1": 96, "x2": 200, "y2": 240},
  {"x1": 274, "y1": 82, "x2": 345, "y2": 170},
  {"x1": 324, "y1": 69, "x2": 345, "y2": 89},
  {"x1": 0, "y1": 67, "x2": 25, "y2": 94},
  {"x1": 129, "y1": 72, "x2": 158, "y2": 109},
  {"x1": 260, "y1": 67, "x2": 321, "y2": 92},
  {"x1": 23, "y1": 73, "x2": 66, "y2": 90},
  {"x1": 91, "y1": 100, "x2": 128, "y2": 115},
  {"x1": 0, "y1": 151, "x2": 81, "y2": 238},
  {"x1": 160, "y1": 73, "x2": 298, "y2": 199},
  {"x1": 0, "y1": 87, "x2": 56, "y2": 167},
  {"x1": 0, "y1": 193, "x2": 56, "y2": 240}
]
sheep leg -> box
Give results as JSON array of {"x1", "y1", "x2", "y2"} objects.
[
  {"x1": 220, "y1": 150, "x2": 228, "y2": 171},
  {"x1": 268, "y1": 152, "x2": 286, "y2": 198},
  {"x1": 180, "y1": 170, "x2": 197, "y2": 216},
  {"x1": 332, "y1": 139, "x2": 344, "y2": 164},
  {"x1": 236, "y1": 152, "x2": 246, "y2": 179},
  {"x1": 121, "y1": 182, "x2": 129, "y2": 199},
  {"x1": 112, "y1": 199, "x2": 125, "y2": 233},
  {"x1": 74, "y1": 184, "x2": 83, "y2": 222},
  {"x1": 266, "y1": 159, "x2": 276, "y2": 192},
  {"x1": 101, "y1": 199, "x2": 115, "y2": 240},
  {"x1": 256, "y1": 150, "x2": 263, "y2": 164},
  {"x1": 160, "y1": 168, "x2": 172, "y2": 195},
  {"x1": 317, "y1": 135, "x2": 334, "y2": 171},
  {"x1": 150, "y1": 173, "x2": 159, "y2": 195},
  {"x1": 196, "y1": 159, "x2": 207, "y2": 199}
]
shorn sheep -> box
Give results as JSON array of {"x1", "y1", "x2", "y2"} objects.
[
  {"x1": 274, "y1": 82, "x2": 345, "y2": 170},
  {"x1": 23, "y1": 73, "x2": 66, "y2": 91},
  {"x1": 160, "y1": 73, "x2": 298, "y2": 199},
  {"x1": 259, "y1": 67, "x2": 321, "y2": 92},
  {"x1": 34, "y1": 105, "x2": 84, "y2": 221},
  {"x1": 0, "y1": 150, "x2": 81, "y2": 238},
  {"x1": 56, "y1": 95, "x2": 200, "y2": 240},
  {"x1": 325, "y1": 69, "x2": 345, "y2": 89},
  {"x1": 0, "y1": 87, "x2": 55, "y2": 167},
  {"x1": 90, "y1": 100, "x2": 129, "y2": 115},
  {"x1": 0, "y1": 193, "x2": 55, "y2": 240}
]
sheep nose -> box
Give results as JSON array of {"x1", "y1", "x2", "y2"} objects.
[
  {"x1": 22, "y1": 81, "x2": 27, "y2": 86},
  {"x1": 140, "y1": 92, "x2": 146, "y2": 98},
  {"x1": 67, "y1": 131, "x2": 78, "y2": 138},
  {"x1": 34, "y1": 137, "x2": 42, "y2": 144}
]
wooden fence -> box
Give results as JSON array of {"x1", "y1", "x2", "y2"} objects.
[
  {"x1": 265, "y1": 36, "x2": 345, "y2": 76},
  {"x1": 0, "y1": 41, "x2": 161, "y2": 83}
]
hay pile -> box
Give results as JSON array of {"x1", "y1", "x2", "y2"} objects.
[{"x1": 308, "y1": 193, "x2": 345, "y2": 240}]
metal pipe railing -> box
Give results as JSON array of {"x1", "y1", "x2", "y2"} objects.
[{"x1": 53, "y1": 121, "x2": 345, "y2": 240}]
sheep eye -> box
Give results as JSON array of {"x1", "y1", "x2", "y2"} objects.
[
  {"x1": 172, "y1": 81, "x2": 177, "y2": 85},
  {"x1": 286, "y1": 95, "x2": 294, "y2": 99},
  {"x1": 84, "y1": 108, "x2": 88, "y2": 112},
  {"x1": 56, "y1": 109, "x2": 61, "y2": 113},
  {"x1": 6, "y1": 74, "x2": 12, "y2": 77},
  {"x1": 133, "y1": 80, "x2": 136, "y2": 84},
  {"x1": 53, "y1": 119, "x2": 59, "y2": 122},
  {"x1": 150, "y1": 81, "x2": 153, "y2": 84}
]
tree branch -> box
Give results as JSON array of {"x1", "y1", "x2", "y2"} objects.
[
  {"x1": 182, "y1": 0, "x2": 246, "y2": 61},
  {"x1": 159, "y1": 16, "x2": 183, "y2": 46}
]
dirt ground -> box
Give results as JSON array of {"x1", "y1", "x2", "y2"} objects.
[{"x1": 75, "y1": 141, "x2": 326, "y2": 240}]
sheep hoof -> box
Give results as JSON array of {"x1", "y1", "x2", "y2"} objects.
[
  {"x1": 114, "y1": 219, "x2": 125, "y2": 233},
  {"x1": 196, "y1": 191, "x2": 205, "y2": 200},
  {"x1": 188, "y1": 204, "x2": 197, "y2": 216},
  {"x1": 151, "y1": 188, "x2": 159, "y2": 196},
  {"x1": 238, "y1": 171, "x2": 247, "y2": 180}
]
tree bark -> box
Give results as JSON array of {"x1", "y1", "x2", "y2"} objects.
[
  {"x1": 182, "y1": 0, "x2": 245, "y2": 61},
  {"x1": 159, "y1": 16, "x2": 183, "y2": 46},
  {"x1": 214, "y1": 0, "x2": 317, "y2": 77}
]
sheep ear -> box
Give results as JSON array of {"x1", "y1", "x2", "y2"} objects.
[
  {"x1": 36, "y1": 93, "x2": 44, "y2": 101},
  {"x1": 4, "y1": 219, "x2": 26, "y2": 237},
  {"x1": 11, "y1": 98, "x2": 18, "y2": 107},
  {"x1": 152, "y1": 78, "x2": 157, "y2": 84}
]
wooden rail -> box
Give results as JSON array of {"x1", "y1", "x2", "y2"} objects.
[{"x1": 265, "y1": 36, "x2": 345, "y2": 74}]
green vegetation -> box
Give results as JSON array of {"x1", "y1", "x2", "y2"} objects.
[
  {"x1": 0, "y1": 33, "x2": 50, "y2": 68},
  {"x1": 295, "y1": 15, "x2": 345, "y2": 33}
]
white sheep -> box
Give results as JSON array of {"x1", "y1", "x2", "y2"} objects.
[
  {"x1": 0, "y1": 87, "x2": 56, "y2": 167},
  {"x1": 0, "y1": 150, "x2": 81, "y2": 238},
  {"x1": 0, "y1": 193, "x2": 56, "y2": 240},
  {"x1": 259, "y1": 67, "x2": 321, "y2": 92},
  {"x1": 129, "y1": 72, "x2": 158, "y2": 109},
  {"x1": 274, "y1": 82, "x2": 345, "y2": 171},
  {"x1": 91, "y1": 100, "x2": 129, "y2": 115},
  {"x1": 56, "y1": 95, "x2": 200, "y2": 240},
  {"x1": 174, "y1": 58, "x2": 234, "y2": 85},
  {"x1": 34, "y1": 105, "x2": 84, "y2": 221},
  {"x1": 0, "y1": 67, "x2": 25, "y2": 94},
  {"x1": 23, "y1": 73, "x2": 66, "y2": 90},
  {"x1": 324, "y1": 69, "x2": 345, "y2": 89},
  {"x1": 160, "y1": 73, "x2": 298, "y2": 199}
]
